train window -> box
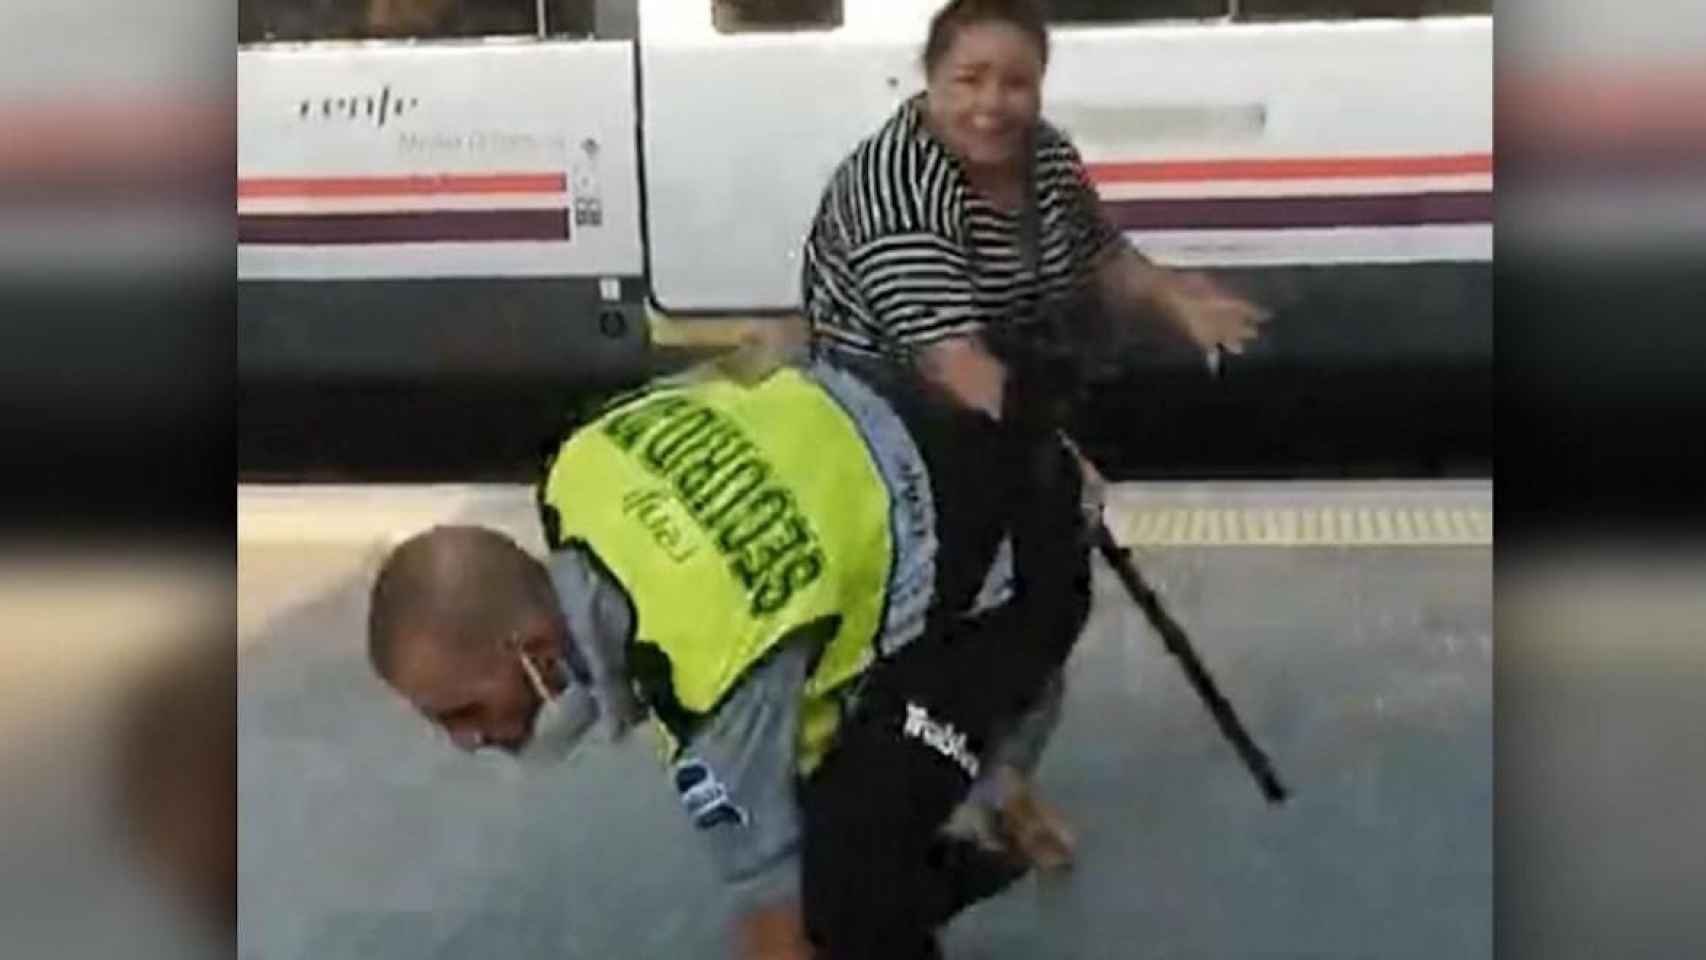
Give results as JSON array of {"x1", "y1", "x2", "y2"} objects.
[
  {"x1": 712, "y1": 0, "x2": 844, "y2": 33},
  {"x1": 1235, "y1": 0, "x2": 1490, "y2": 18},
  {"x1": 239, "y1": 0, "x2": 554, "y2": 44},
  {"x1": 1047, "y1": 0, "x2": 1230, "y2": 22},
  {"x1": 546, "y1": 0, "x2": 599, "y2": 36}
]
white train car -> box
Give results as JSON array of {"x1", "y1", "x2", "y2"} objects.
[{"x1": 238, "y1": 0, "x2": 1491, "y2": 470}]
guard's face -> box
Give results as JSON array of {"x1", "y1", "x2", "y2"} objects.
[
  {"x1": 386, "y1": 633, "x2": 542, "y2": 754},
  {"x1": 926, "y1": 21, "x2": 1045, "y2": 174}
]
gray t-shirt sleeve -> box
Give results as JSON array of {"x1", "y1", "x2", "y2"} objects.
[{"x1": 667, "y1": 642, "x2": 811, "y2": 914}]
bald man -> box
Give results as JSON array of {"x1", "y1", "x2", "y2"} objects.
[{"x1": 367, "y1": 357, "x2": 1091, "y2": 960}]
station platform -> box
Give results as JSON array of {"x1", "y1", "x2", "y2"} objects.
[{"x1": 238, "y1": 480, "x2": 1491, "y2": 958}]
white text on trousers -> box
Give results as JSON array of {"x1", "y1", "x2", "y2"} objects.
[{"x1": 902, "y1": 702, "x2": 980, "y2": 779}]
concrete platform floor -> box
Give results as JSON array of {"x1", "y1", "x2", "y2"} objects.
[{"x1": 238, "y1": 481, "x2": 1491, "y2": 959}]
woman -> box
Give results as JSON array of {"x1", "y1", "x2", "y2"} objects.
[{"x1": 800, "y1": 0, "x2": 1267, "y2": 873}]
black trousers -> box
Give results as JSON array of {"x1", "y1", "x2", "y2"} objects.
[{"x1": 800, "y1": 357, "x2": 1094, "y2": 958}]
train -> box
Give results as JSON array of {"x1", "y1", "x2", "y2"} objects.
[{"x1": 238, "y1": 0, "x2": 1491, "y2": 478}]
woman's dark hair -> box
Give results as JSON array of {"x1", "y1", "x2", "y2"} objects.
[{"x1": 922, "y1": 0, "x2": 1050, "y2": 75}]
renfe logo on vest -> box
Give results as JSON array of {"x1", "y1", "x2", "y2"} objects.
[
  {"x1": 602, "y1": 393, "x2": 827, "y2": 617},
  {"x1": 902, "y1": 702, "x2": 981, "y2": 780}
]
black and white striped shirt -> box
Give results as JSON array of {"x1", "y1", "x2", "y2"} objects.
[{"x1": 801, "y1": 94, "x2": 1123, "y2": 360}]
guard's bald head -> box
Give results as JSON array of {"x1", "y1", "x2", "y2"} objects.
[{"x1": 367, "y1": 525, "x2": 557, "y2": 682}]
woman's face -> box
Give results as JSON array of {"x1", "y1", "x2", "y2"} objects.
[{"x1": 925, "y1": 21, "x2": 1045, "y2": 174}]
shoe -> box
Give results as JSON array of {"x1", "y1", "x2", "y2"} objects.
[{"x1": 997, "y1": 771, "x2": 1077, "y2": 872}]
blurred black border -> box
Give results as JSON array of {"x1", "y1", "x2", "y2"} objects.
[
  {"x1": 1498, "y1": 249, "x2": 1706, "y2": 543},
  {"x1": 1494, "y1": 1, "x2": 1706, "y2": 951}
]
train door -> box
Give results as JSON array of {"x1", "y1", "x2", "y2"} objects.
[{"x1": 238, "y1": 0, "x2": 650, "y2": 387}]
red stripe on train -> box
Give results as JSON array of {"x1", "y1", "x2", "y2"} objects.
[
  {"x1": 238, "y1": 173, "x2": 567, "y2": 199},
  {"x1": 1088, "y1": 153, "x2": 1492, "y2": 185}
]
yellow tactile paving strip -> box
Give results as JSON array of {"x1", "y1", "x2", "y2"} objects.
[
  {"x1": 647, "y1": 311, "x2": 775, "y2": 348},
  {"x1": 1107, "y1": 504, "x2": 1492, "y2": 547},
  {"x1": 239, "y1": 484, "x2": 1492, "y2": 549}
]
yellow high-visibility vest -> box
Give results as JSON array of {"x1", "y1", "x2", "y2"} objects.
[{"x1": 539, "y1": 368, "x2": 893, "y2": 773}]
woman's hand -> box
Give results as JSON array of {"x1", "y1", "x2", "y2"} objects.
[
  {"x1": 1097, "y1": 245, "x2": 1269, "y2": 359},
  {"x1": 918, "y1": 336, "x2": 1008, "y2": 420},
  {"x1": 1154, "y1": 270, "x2": 1270, "y2": 358}
]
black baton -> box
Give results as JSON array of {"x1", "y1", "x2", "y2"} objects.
[{"x1": 1092, "y1": 521, "x2": 1289, "y2": 805}]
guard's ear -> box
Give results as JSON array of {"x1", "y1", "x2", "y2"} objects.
[{"x1": 509, "y1": 620, "x2": 555, "y2": 663}]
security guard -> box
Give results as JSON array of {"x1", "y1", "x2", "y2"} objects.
[{"x1": 367, "y1": 357, "x2": 1090, "y2": 959}]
